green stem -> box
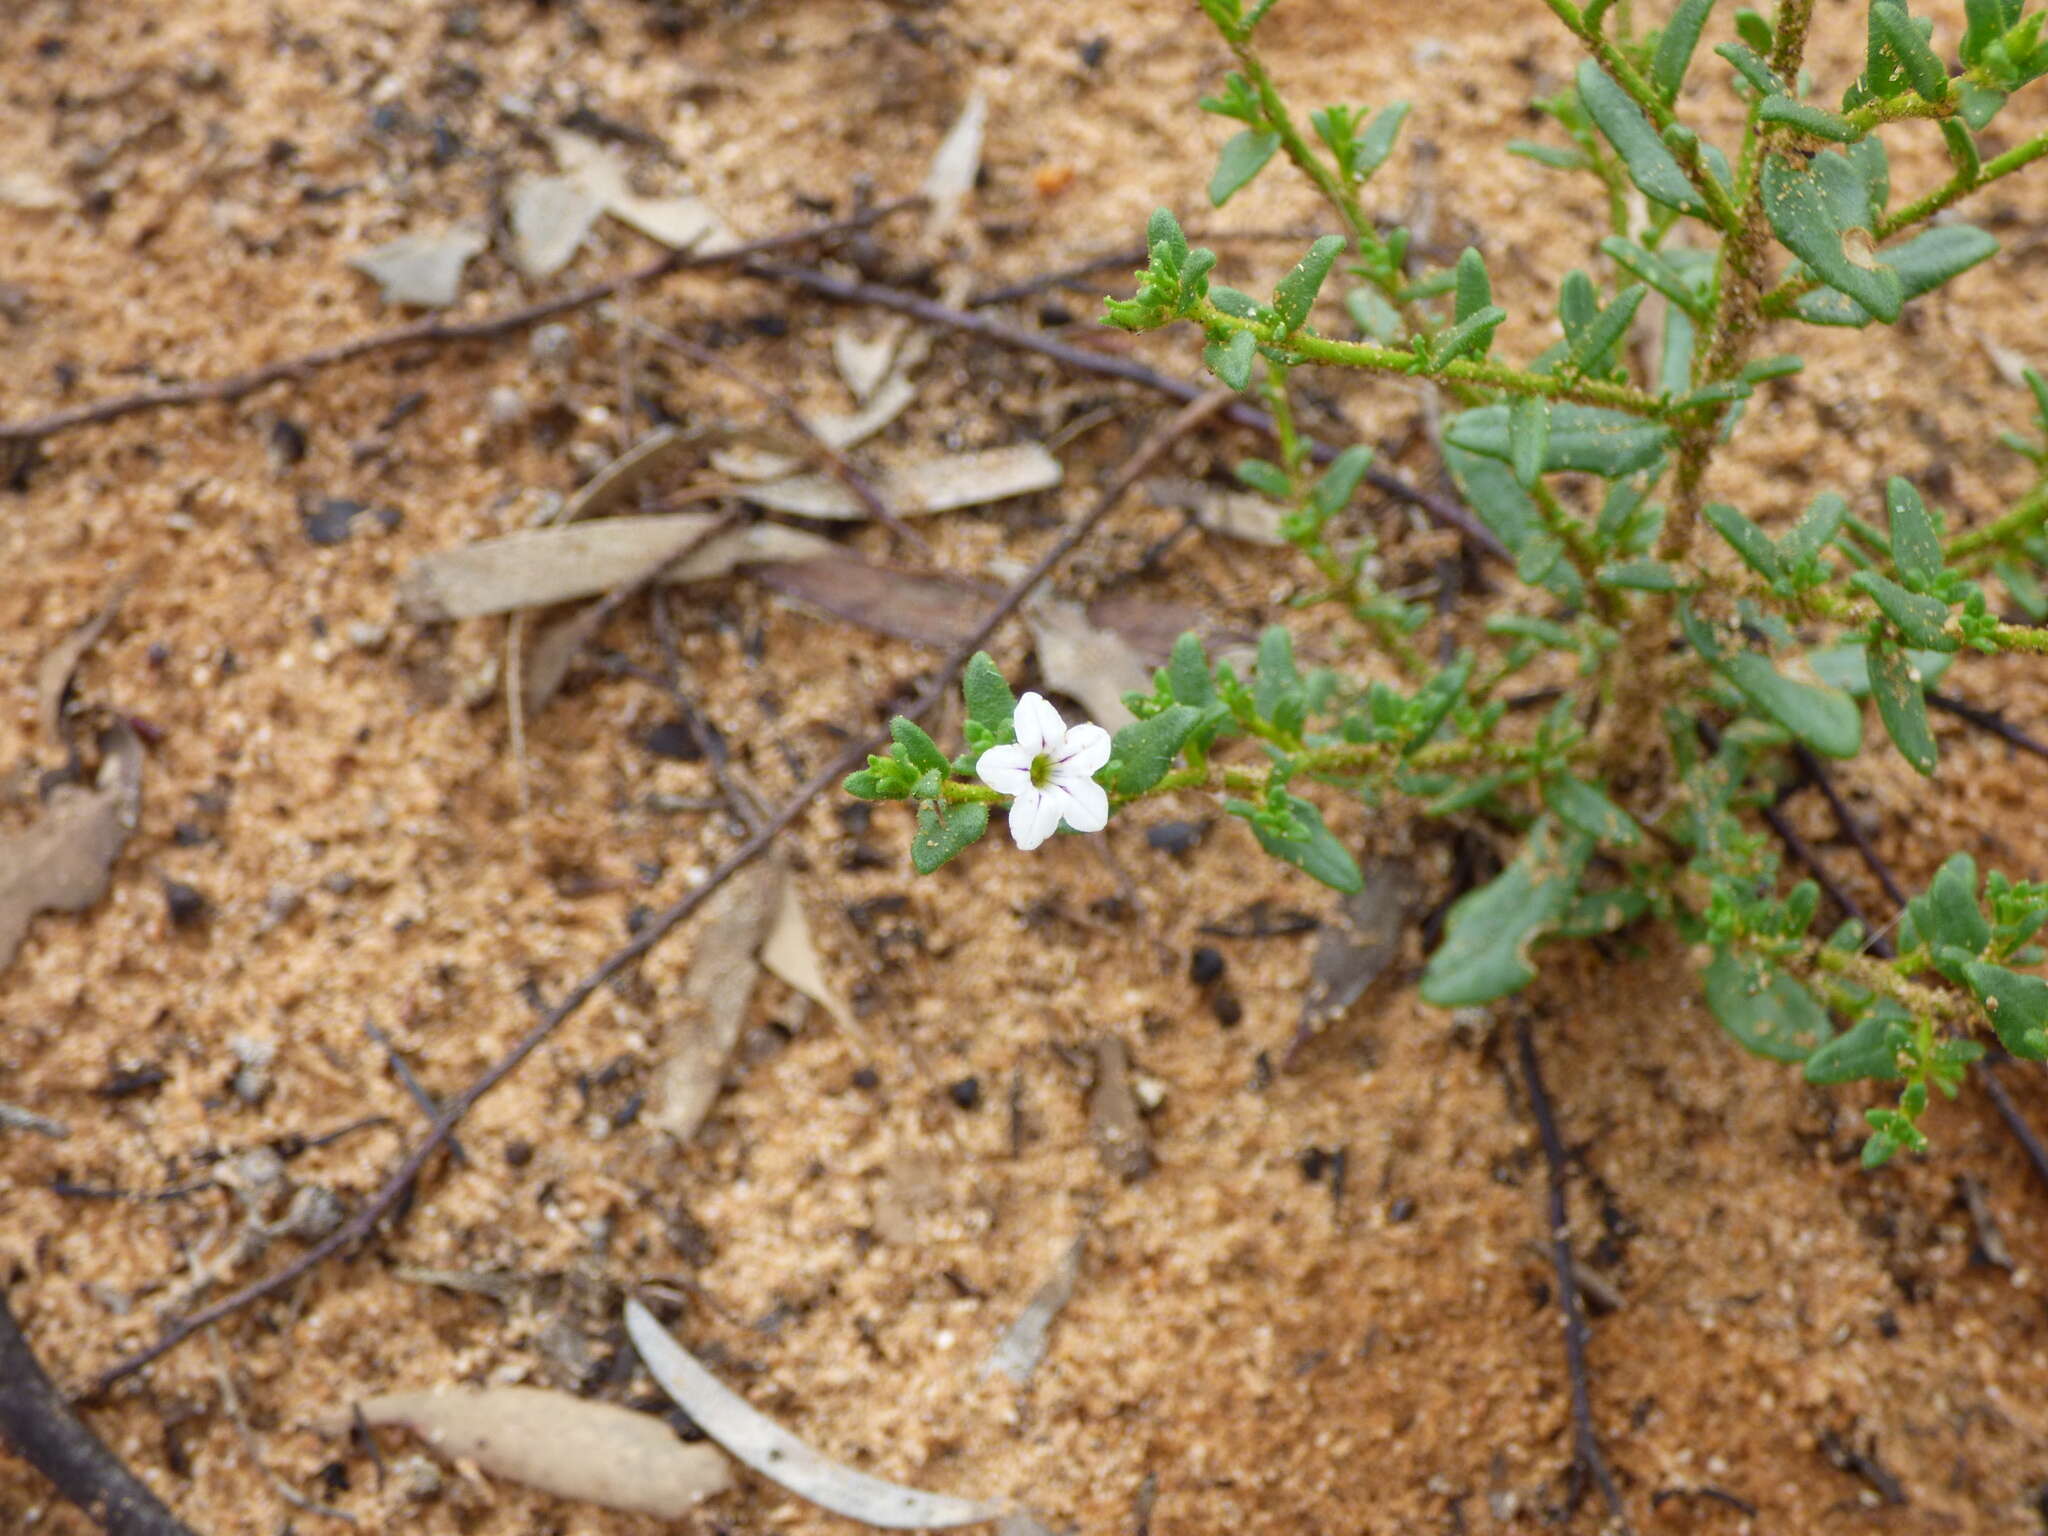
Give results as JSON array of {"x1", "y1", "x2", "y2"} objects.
[
  {"x1": 1948, "y1": 480, "x2": 2048, "y2": 570},
  {"x1": 1227, "y1": 39, "x2": 1386, "y2": 281},
  {"x1": 1531, "y1": 480, "x2": 1624, "y2": 619}
]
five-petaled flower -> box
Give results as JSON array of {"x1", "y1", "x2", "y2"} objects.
[{"x1": 975, "y1": 692, "x2": 1112, "y2": 851}]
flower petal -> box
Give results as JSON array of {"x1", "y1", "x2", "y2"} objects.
[
  {"x1": 1011, "y1": 691, "x2": 1065, "y2": 758},
  {"x1": 975, "y1": 743, "x2": 1037, "y2": 797},
  {"x1": 1056, "y1": 721, "x2": 1112, "y2": 778},
  {"x1": 1056, "y1": 775, "x2": 1109, "y2": 834},
  {"x1": 1009, "y1": 788, "x2": 1064, "y2": 851}
]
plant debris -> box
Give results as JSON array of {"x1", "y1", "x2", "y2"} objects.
[
  {"x1": 35, "y1": 575, "x2": 132, "y2": 747},
  {"x1": 981, "y1": 1237, "x2": 1084, "y2": 1385},
  {"x1": 352, "y1": 1385, "x2": 731, "y2": 1517},
  {"x1": 648, "y1": 861, "x2": 784, "y2": 1141},
  {"x1": 1297, "y1": 859, "x2": 1422, "y2": 1036},
  {"x1": 349, "y1": 227, "x2": 487, "y2": 308},
  {"x1": 760, "y1": 878, "x2": 856, "y2": 1033},
  {"x1": 508, "y1": 174, "x2": 605, "y2": 281},
  {"x1": 1025, "y1": 596, "x2": 1150, "y2": 729},
  {"x1": 921, "y1": 88, "x2": 989, "y2": 238},
  {"x1": 1, "y1": 723, "x2": 144, "y2": 972},
  {"x1": 1087, "y1": 1036, "x2": 1153, "y2": 1183},
  {"x1": 548, "y1": 131, "x2": 733, "y2": 254},
  {"x1": 742, "y1": 444, "x2": 1061, "y2": 521},
  {"x1": 625, "y1": 1300, "x2": 1006, "y2": 1529}
]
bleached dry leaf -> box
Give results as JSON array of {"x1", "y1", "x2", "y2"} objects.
[
  {"x1": 36, "y1": 576, "x2": 133, "y2": 747},
  {"x1": 509, "y1": 174, "x2": 605, "y2": 280},
  {"x1": 1, "y1": 723, "x2": 144, "y2": 972},
  {"x1": 0, "y1": 169, "x2": 67, "y2": 211},
  {"x1": 746, "y1": 444, "x2": 1060, "y2": 521},
  {"x1": 1981, "y1": 335, "x2": 2033, "y2": 390},
  {"x1": 982, "y1": 1237, "x2": 1083, "y2": 1386},
  {"x1": 921, "y1": 89, "x2": 988, "y2": 239},
  {"x1": 354, "y1": 1386, "x2": 731, "y2": 1518},
  {"x1": 833, "y1": 327, "x2": 902, "y2": 403},
  {"x1": 350, "y1": 227, "x2": 487, "y2": 307},
  {"x1": 559, "y1": 426, "x2": 698, "y2": 524},
  {"x1": 398, "y1": 516, "x2": 838, "y2": 621},
  {"x1": 1146, "y1": 476, "x2": 1290, "y2": 546},
  {"x1": 648, "y1": 860, "x2": 784, "y2": 1141},
  {"x1": 549, "y1": 131, "x2": 735, "y2": 253},
  {"x1": 711, "y1": 372, "x2": 923, "y2": 483},
  {"x1": 760, "y1": 879, "x2": 856, "y2": 1032},
  {"x1": 626, "y1": 1300, "x2": 1006, "y2": 1529},
  {"x1": 1025, "y1": 596, "x2": 1149, "y2": 729}
]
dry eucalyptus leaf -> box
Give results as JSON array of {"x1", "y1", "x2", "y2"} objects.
[
  {"x1": 509, "y1": 174, "x2": 605, "y2": 280},
  {"x1": 833, "y1": 327, "x2": 902, "y2": 403},
  {"x1": 549, "y1": 130, "x2": 734, "y2": 253},
  {"x1": 1026, "y1": 596, "x2": 1149, "y2": 729},
  {"x1": 398, "y1": 516, "x2": 838, "y2": 621},
  {"x1": 760, "y1": 879, "x2": 855, "y2": 1032},
  {"x1": 921, "y1": 89, "x2": 988, "y2": 239},
  {"x1": 981, "y1": 1237, "x2": 1083, "y2": 1386},
  {"x1": 1088, "y1": 1036, "x2": 1153, "y2": 1183},
  {"x1": 36, "y1": 576, "x2": 132, "y2": 747},
  {"x1": 1299, "y1": 860, "x2": 1423, "y2": 1033},
  {"x1": 0, "y1": 723, "x2": 144, "y2": 972},
  {"x1": 710, "y1": 372, "x2": 922, "y2": 483},
  {"x1": 1085, "y1": 593, "x2": 1225, "y2": 664},
  {"x1": 354, "y1": 1386, "x2": 731, "y2": 1518},
  {"x1": 626, "y1": 1300, "x2": 1006, "y2": 1529},
  {"x1": 558, "y1": 426, "x2": 699, "y2": 524},
  {"x1": 748, "y1": 557, "x2": 994, "y2": 649},
  {"x1": 1146, "y1": 476, "x2": 1290, "y2": 546},
  {"x1": 350, "y1": 227, "x2": 487, "y2": 308},
  {"x1": 744, "y1": 444, "x2": 1061, "y2": 521},
  {"x1": 648, "y1": 860, "x2": 784, "y2": 1141}
]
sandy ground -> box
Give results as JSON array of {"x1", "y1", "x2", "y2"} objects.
[{"x1": 5, "y1": 0, "x2": 2048, "y2": 1531}]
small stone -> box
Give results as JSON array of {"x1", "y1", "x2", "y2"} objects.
[
  {"x1": 302, "y1": 499, "x2": 365, "y2": 546},
  {"x1": 268, "y1": 417, "x2": 308, "y2": 469},
  {"x1": 258, "y1": 884, "x2": 303, "y2": 933},
  {"x1": 947, "y1": 1075, "x2": 982, "y2": 1110},
  {"x1": 643, "y1": 718, "x2": 705, "y2": 761},
  {"x1": 162, "y1": 878, "x2": 210, "y2": 928},
  {"x1": 229, "y1": 1033, "x2": 277, "y2": 1104},
  {"x1": 503, "y1": 1138, "x2": 534, "y2": 1168},
  {"x1": 345, "y1": 620, "x2": 389, "y2": 652},
  {"x1": 1132, "y1": 1074, "x2": 1168, "y2": 1113},
  {"x1": 1388, "y1": 1196, "x2": 1417, "y2": 1223},
  {"x1": 1209, "y1": 990, "x2": 1243, "y2": 1028},
  {"x1": 321, "y1": 870, "x2": 357, "y2": 896},
  {"x1": 529, "y1": 322, "x2": 577, "y2": 369},
  {"x1": 851, "y1": 1066, "x2": 880, "y2": 1091},
  {"x1": 271, "y1": 1184, "x2": 345, "y2": 1240},
  {"x1": 224, "y1": 1144, "x2": 286, "y2": 1199},
  {"x1": 1188, "y1": 946, "x2": 1225, "y2": 986},
  {"x1": 1146, "y1": 821, "x2": 1203, "y2": 856},
  {"x1": 484, "y1": 385, "x2": 527, "y2": 427}
]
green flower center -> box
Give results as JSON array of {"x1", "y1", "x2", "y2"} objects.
[{"x1": 1029, "y1": 752, "x2": 1054, "y2": 789}]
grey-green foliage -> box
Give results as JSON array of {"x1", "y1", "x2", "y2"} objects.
[{"x1": 855, "y1": 0, "x2": 2048, "y2": 1169}]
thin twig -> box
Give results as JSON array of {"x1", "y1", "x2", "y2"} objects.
[
  {"x1": 0, "y1": 1291, "x2": 202, "y2": 1536},
  {"x1": 360, "y1": 1018, "x2": 466, "y2": 1166},
  {"x1": 206, "y1": 1327, "x2": 353, "y2": 1525},
  {"x1": 86, "y1": 390, "x2": 1233, "y2": 1398},
  {"x1": 0, "y1": 201, "x2": 924, "y2": 446},
  {"x1": 1979, "y1": 1060, "x2": 2048, "y2": 1191},
  {"x1": 1927, "y1": 691, "x2": 2048, "y2": 761},
  {"x1": 1791, "y1": 745, "x2": 1908, "y2": 909},
  {"x1": 741, "y1": 258, "x2": 1512, "y2": 564},
  {"x1": 1515, "y1": 1016, "x2": 1633, "y2": 1535},
  {"x1": 629, "y1": 317, "x2": 928, "y2": 553}
]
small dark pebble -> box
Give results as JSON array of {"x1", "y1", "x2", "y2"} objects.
[
  {"x1": 171, "y1": 822, "x2": 211, "y2": 847},
  {"x1": 1077, "y1": 35, "x2": 1109, "y2": 68},
  {"x1": 268, "y1": 418, "x2": 308, "y2": 467},
  {"x1": 302, "y1": 499, "x2": 365, "y2": 546},
  {"x1": 1876, "y1": 1309, "x2": 1899, "y2": 1339},
  {"x1": 1146, "y1": 820, "x2": 1203, "y2": 856},
  {"x1": 839, "y1": 844, "x2": 890, "y2": 871},
  {"x1": 643, "y1": 718, "x2": 705, "y2": 761},
  {"x1": 377, "y1": 391, "x2": 428, "y2": 432},
  {"x1": 1209, "y1": 990, "x2": 1243, "y2": 1027},
  {"x1": 851, "y1": 1066, "x2": 880, "y2": 1091},
  {"x1": 745, "y1": 312, "x2": 789, "y2": 338},
  {"x1": 503, "y1": 1138, "x2": 534, "y2": 1168},
  {"x1": 146, "y1": 642, "x2": 170, "y2": 667},
  {"x1": 1299, "y1": 1146, "x2": 1330, "y2": 1182},
  {"x1": 1388, "y1": 1196, "x2": 1417, "y2": 1223},
  {"x1": 162, "y1": 879, "x2": 210, "y2": 927},
  {"x1": 947, "y1": 1076, "x2": 982, "y2": 1111},
  {"x1": 1037, "y1": 301, "x2": 1075, "y2": 328},
  {"x1": 318, "y1": 1461, "x2": 350, "y2": 1495},
  {"x1": 837, "y1": 801, "x2": 874, "y2": 834},
  {"x1": 99, "y1": 1064, "x2": 169, "y2": 1099},
  {"x1": 1188, "y1": 946, "x2": 1225, "y2": 986},
  {"x1": 626, "y1": 904, "x2": 652, "y2": 935}
]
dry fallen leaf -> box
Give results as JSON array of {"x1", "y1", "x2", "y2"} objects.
[
  {"x1": 1146, "y1": 475, "x2": 1290, "y2": 546},
  {"x1": 354, "y1": 1386, "x2": 730, "y2": 1518},
  {"x1": 350, "y1": 227, "x2": 487, "y2": 308},
  {"x1": 760, "y1": 878, "x2": 856, "y2": 1032},
  {"x1": 709, "y1": 372, "x2": 922, "y2": 483},
  {"x1": 36, "y1": 576, "x2": 133, "y2": 747},
  {"x1": 398, "y1": 516, "x2": 839, "y2": 621},
  {"x1": 981, "y1": 1237, "x2": 1083, "y2": 1386},
  {"x1": 509, "y1": 174, "x2": 605, "y2": 280},
  {"x1": 1088, "y1": 1036, "x2": 1153, "y2": 1183},
  {"x1": 1295, "y1": 860, "x2": 1423, "y2": 1045},
  {"x1": 748, "y1": 557, "x2": 995, "y2": 649},
  {"x1": 1025, "y1": 596, "x2": 1150, "y2": 729},
  {"x1": 1, "y1": 723, "x2": 144, "y2": 972},
  {"x1": 921, "y1": 88, "x2": 988, "y2": 239},
  {"x1": 648, "y1": 860, "x2": 784, "y2": 1141},
  {"x1": 626, "y1": 1300, "x2": 1005, "y2": 1529},
  {"x1": 744, "y1": 444, "x2": 1061, "y2": 521},
  {"x1": 558, "y1": 426, "x2": 700, "y2": 524},
  {"x1": 833, "y1": 326, "x2": 902, "y2": 403},
  {"x1": 549, "y1": 131, "x2": 734, "y2": 253}
]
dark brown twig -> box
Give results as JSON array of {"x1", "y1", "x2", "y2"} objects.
[
  {"x1": 1790, "y1": 746, "x2": 1909, "y2": 909},
  {"x1": 86, "y1": 390, "x2": 1233, "y2": 1397},
  {"x1": 360, "y1": 1018, "x2": 466, "y2": 1166},
  {"x1": 0, "y1": 1291, "x2": 202, "y2": 1536},
  {"x1": 741, "y1": 258, "x2": 1513, "y2": 564},
  {"x1": 1927, "y1": 691, "x2": 2048, "y2": 760},
  {"x1": 1515, "y1": 1016, "x2": 1633, "y2": 1535},
  {"x1": 0, "y1": 200, "x2": 924, "y2": 447},
  {"x1": 1979, "y1": 1060, "x2": 2048, "y2": 1191}
]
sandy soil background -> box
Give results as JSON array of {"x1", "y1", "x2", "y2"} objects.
[{"x1": 5, "y1": 0, "x2": 2048, "y2": 1531}]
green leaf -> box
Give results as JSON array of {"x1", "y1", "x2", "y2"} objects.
[
  {"x1": 1272, "y1": 235, "x2": 1347, "y2": 333},
  {"x1": 1962, "y1": 960, "x2": 2048, "y2": 1058},
  {"x1": 1508, "y1": 397, "x2": 1550, "y2": 490},
  {"x1": 1205, "y1": 328, "x2": 1258, "y2": 390},
  {"x1": 1454, "y1": 246, "x2": 1492, "y2": 322},
  {"x1": 1510, "y1": 138, "x2": 1591, "y2": 170},
  {"x1": 1779, "y1": 490, "x2": 1849, "y2": 566},
  {"x1": 1147, "y1": 207, "x2": 1190, "y2": 270},
  {"x1": 1963, "y1": 0, "x2": 2021, "y2": 66},
  {"x1": 1558, "y1": 269, "x2": 1597, "y2": 343},
  {"x1": 1107, "y1": 704, "x2": 1200, "y2": 796},
  {"x1": 1758, "y1": 96, "x2": 1864, "y2": 141},
  {"x1": 1235, "y1": 458, "x2": 1292, "y2": 498},
  {"x1": 1598, "y1": 236, "x2": 1705, "y2": 315},
  {"x1": 1652, "y1": 0, "x2": 1716, "y2": 100},
  {"x1": 1354, "y1": 101, "x2": 1413, "y2": 178},
  {"x1": 1869, "y1": 639, "x2": 1939, "y2": 774},
  {"x1": 1959, "y1": 81, "x2": 2008, "y2": 130},
  {"x1": 1735, "y1": 8, "x2": 1775, "y2": 54},
  {"x1": 1849, "y1": 570, "x2": 1955, "y2": 649},
  {"x1": 1542, "y1": 772, "x2": 1643, "y2": 847},
  {"x1": 1430, "y1": 305, "x2": 1508, "y2": 365},
  {"x1": 1166, "y1": 632, "x2": 1216, "y2": 708},
  {"x1": 1210, "y1": 130, "x2": 1281, "y2": 206},
  {"x1": 1445, "y1": 402, "x2": 1671, "y2": 478},
  {"x1": 1597, "y1": 558, "x2": 1684, "y2": 590},
  {"x1": 1805, "y1": 641, "x2": 1953, "y2": 696},
  {"x1": 1240, "y1": 795, "x2": 1364, "y2": 893},
  {"x1": 1571, "y1": 284, "x2": 1647, "y2": 374},
  {"x1": 1886, "y1": 475, "x2": 1946, "y2": 589},
  {"x1": 1804, "y1": 1003, "x2": 1911, "y2": 1083},
  {"x1": 1872, "y1": 2, "x2": 1951, "y2": 100},
  {"x1": 1704, "y1": 501, "x2": 1784, "y2": 579},
  {"x1": 1308, "y1": 444, "x2": 1376, "y2": 520},
  {"x1": 891, "y1": 717, "x2": 949, "y2": 775},
  {"x1": 910, "y1": 801, "x2": 989, "y2": 874},
  {"x1": 1347, "y1": 284, "x2": 1402, "y2": 341},
  {"x1": 1762, "y1": 152, "x2": 1903, "y2": 323},
  {"x1": 1576, "y1": 60, "x2": 1713, "y2": 215},
  {"x1": 1927, "y1": 854, "x2": 1992, "y2": 954},
  {"x1": 1254, "y1": 625, "x2": 1301, "y2": 718},
  {"x1": 1716, "y1": 41, "x2": 1786, "y2": 95},
  {"x1": 1703, "y1": 947, "x2": 1833, "y2": 1061},
  {"x1": 1721, "y1": 653, "x2": 1864, "y2": 756},
  {"x1": 842, "y1": 768, "x2": 892, "y2": 800},
  {"x1": 962, "y1": 653, "x2": 1016, "y2": 737},
  {"x1": 1421, "y1": 819, "x2": 1589, "y2": 1006}
]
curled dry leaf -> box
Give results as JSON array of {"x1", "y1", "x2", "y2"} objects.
[
  {"x1": 548, "y1": 131, "x2": 734, "y2": 253},
  {"x1": 557, "y1": 426, "x2": 700, "y2": 524},
  {"x1": 625, "y1": 1300, "x2": 1006, "y2": 1529},
  {"x1": 1, "y1": 722, "x2": 144, "y2": 972},
  {"x1": 833, "y1": 326, "x2": 903, "y2": 403},
  {"x1": 350, "y1": 227, "x2": 487, "y2": 308},
  {"x1": 744, "y1": 443, "x2": 1060, "y2": 521},
  {"x1": 648, "y1": 859, "x2": 784, "y2": 1141},
  {"x1": 354, "y1": 1386, "x2": 730, "y2": 1518},
  {"x1": 760, "y1": 878, "x2": 856, "y2": 1032},
  {"x1": 981, "y1": 1237, "x2": 1083, "y2": 1386},
  {"x1": 36, "y1": 575, "x2": 133, "y2": 747},
  {"x1": 398, "y1": 515, "x2": 838, "y2": 621}
]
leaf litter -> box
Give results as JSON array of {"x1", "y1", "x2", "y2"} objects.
[
  {"x1": 35, "y1": 573, "x2": 134, "y2": 747},
  {"x1": 625, "y1": 1299, "x2": 1007, "y2": 1529},
  {"x1": 350, "y1": 227, "x2": 488, "y2": 308},
  {"x1": 981, "y1": 1236, "x2": 1084, "y2": 1386},
  {"x1": 0, "y1": 722, "x2": 144, "y2": 972}
]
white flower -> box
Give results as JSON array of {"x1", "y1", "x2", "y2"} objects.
[{"x1": 975, "y1": 692, "x2": 1112, "y2": 851}]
